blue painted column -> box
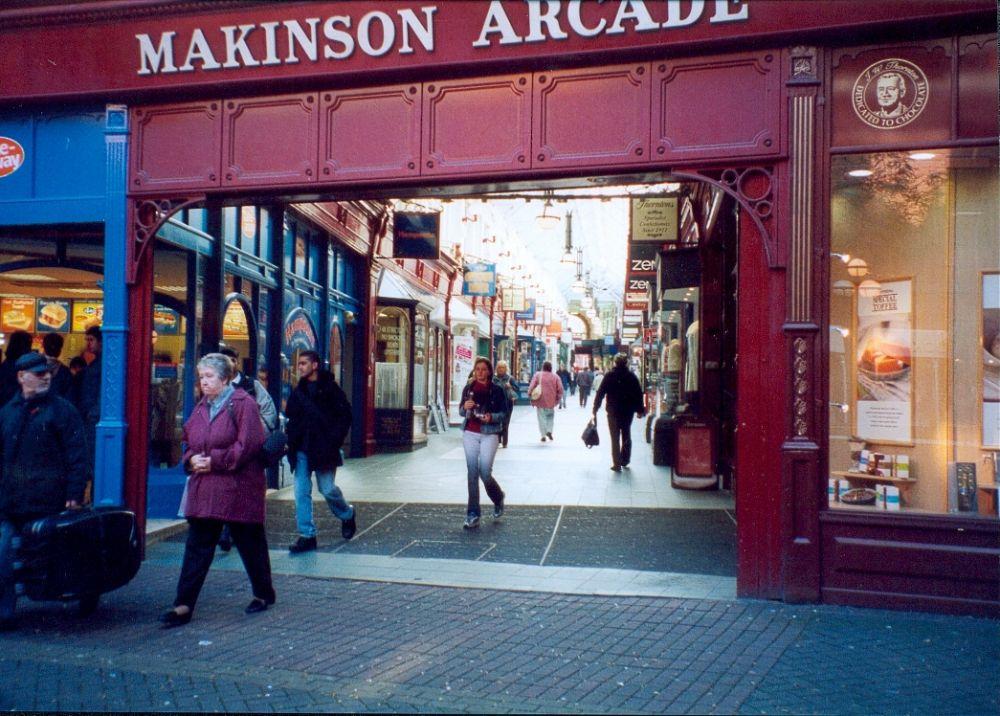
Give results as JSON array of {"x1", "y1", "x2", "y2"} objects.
[{"x1": 93, "y1": 105, "x2": 129, "y2": 506}]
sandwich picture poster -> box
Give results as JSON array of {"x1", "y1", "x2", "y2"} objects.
[
  {"x1": 855, "y1": 279, "x2": 913, "y2": 444},
  {"x1": 1, "y1": 298, "x2": 36, "y2": 333},
  {"x1": 36, "y1": 299, "x2": 71, "y2": 333},
  {"x1": 71, "y1": 301, "x2": 104, "y2": 332},
  {"x1": 153, "y1": 305, "x2": 181, "y2": 336}
]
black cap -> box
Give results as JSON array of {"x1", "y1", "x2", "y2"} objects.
[{"x1": 15, "y1": 351, "x2": 50, "y2": 374}]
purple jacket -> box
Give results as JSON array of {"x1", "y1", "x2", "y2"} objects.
[
  {"x1": 528, "y1": 371, "x2": 563, "y2": 409},
  {"x1": 182, "y1": 389, "x2": 266, "y2": 524}
]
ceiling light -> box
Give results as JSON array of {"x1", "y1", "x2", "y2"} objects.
[
  {"x1": 908, "y1": 152, "x2": 936, "y2": 161},
  {"x1": 832, "y1": 279, "x2": 854, "y2": 296},
  {"x1": 560, "y1": 211, "x2": 575, "y2": 264},
  {"x1": 536, "y1": 197, "x2": 561, "y2": 230},
  {"x1": 847, "y1": 169, "x2": 873, "y2": 178},
  {"x1": 3, "y1": 273, "x2": 57, "y2": 281},
  {"x1": 858, "y1": 279, "x2": 882, "y2": 297},
  {"x1": 846, "y1": 257, "x2": 869, "y2": 278}
]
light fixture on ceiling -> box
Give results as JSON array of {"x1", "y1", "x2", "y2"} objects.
[
  {"x1": 858, "y1": 278, "x2": 882, "y2": 297},
  {"x1": 832, "y1": 279, "x2": 855, "y2": 296},
  {"x1": 847, "y1": 169, "x2": 873, "y2": 178},
  {"x1": 846, "y1": 257, "x2": 869, "y2": 279},
  {"x1": 909, "y1": 152, "x2": 936, "y2": 161},
  {"x1": 536, "y1": 193, "x2": 561, "y2": 230},
  {"x1": 560, "y1": 211, "x2": 575, "y2": 264}
]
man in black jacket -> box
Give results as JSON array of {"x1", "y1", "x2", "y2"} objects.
[
  {"x1": 592, "y1": 354, "x2": 645, "y2": 472},
  {"x1": 0, "y1": 352, "x2": 89, "y2": 629},
  {"x1": 285, "y1": 350, "x2": 356, "y2": 553},
  {"x1": 76, "y1": 325, "x2": 102, "y2": 473}
]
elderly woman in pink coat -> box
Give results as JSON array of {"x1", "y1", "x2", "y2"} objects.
[
  {"x1": 159, "y1": 353, "x2": 275, "y2": 629},
  {"x1": 527, "y1": 361, "x2": 564, "y2": 442}
]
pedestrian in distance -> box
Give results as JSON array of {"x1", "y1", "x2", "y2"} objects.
[
  {"x1": 217, "y1": 347, "x2": 279, "y2": 553},
  {"x1": 459, "y1": 357, "x2": 507, "y2": 529},
  {"x1": 41, "y1": 333, "x2": 73, "y2": 399},
  {"x1": 0, "y1": 330, "x2": 33, "y2": 408},
  {"x1": 285, "y1": 350, "x2": 356, "y2": 553},
  {"x1": 527, "y1": 361, "x2": 563, "y2": 442},
  {"x1": 556, "y1": 363, "x2": 571, "y2": 409},
  {"x1": 75, "y1": 325, "x2": 103, "y2": 475},
  {"x1": 493, "y1": 360, "x2": 518, "y2": 449},
  {"x1": 592, "y1": 354, "x2": 646, "y2": 472},
  {"x1": 568, "y1": 368, "x2": 577, "y2": 397},
  {"x1": 0, "y1": 352, "x2": 90, "y2": 630},
  {"x1": 575, "y1": 365, "x2": 594, "y2": 408},
  {"x1": 159, "y1": 353, "x2": 275, "y2": 629}
]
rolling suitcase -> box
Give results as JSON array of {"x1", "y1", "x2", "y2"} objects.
[{"x1": 14, "y1": 507, "x2": 141, "y2": 604}]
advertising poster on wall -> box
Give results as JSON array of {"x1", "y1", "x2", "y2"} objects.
[
  {"x1": 453, "y1": 335, "x2": 476, "y2": 385},
  {"x1": 35, "y1": 299, "x2": 71, "y2": 333},
  {"x1": 1, "y1": 298, "x2": 36, "y2": 333},
  {"x1": 855, "y1": 279, "x2": 913, "y2": 444},
  {"x1": 153, "y1": 305, "x2": 181, "y2": 335},
  {"x1": 462, "y1": 261, "x2": 496, "y2": 297},
  {"x1": 71, "y1": 301, "x2": 103, "y2": 332},
  {"x1": 982, "y1": 272, "x2": 1000, "y2": 447}
]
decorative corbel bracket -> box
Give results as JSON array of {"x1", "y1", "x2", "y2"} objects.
[{"x1": 126, "y1": 196, "x2": 205, "y2": 284}]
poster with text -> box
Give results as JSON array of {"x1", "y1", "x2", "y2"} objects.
[
  {"x1": 855, "y1": 279, "x2": 913, "y2": 444},
  {"x1": 71, "y1": 301, "x2": 103, "y2": 332},
  {"x1": 462, "y1": 261, "x2": 496, "y2": 297},
  {"x1": 982, "y1": 272, "x2": 1000, "y2": 447},
  {"x1": 36, "y1": 299, "x2": 71, "y2": 333},
  {"x1": 1, "y1": 298, "x2": 36, "y2": 333},
  {"x1": 453, "y1": 335, "x2": 476, "y2": 385}
]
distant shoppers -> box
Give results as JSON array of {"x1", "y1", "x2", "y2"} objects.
[
  {"x1": 217, "y1": 347, "x2": 278, "y2": 552},
  {"x1": 159, "y1": 353, "x2": 274, "y2": 629},
  {"x1": 459, "y1": 357, "x2": 507, "y2": 529},
  {"x1": 568, "y1": 369, "x2": 577, "y2": 397},
  {"x1": 528, "y1": 361, "x2": 563, "y2": 442},
  {"x1": 285, "y1": 350, "x2": 356, "y2": 553},
  {"x1": 493, "y1": 360, "x2": 518, "y2": 448},
  {"x1": 42, "y1": 333, "x2": 73, "y2": 398},
  {"x1": 0, "y1": 352, "x2": 90, "y2": 629},
  {"x1": 575, "y1": 366, "x2": 594, "y2": 408},
  {"x1": 556, "y1": 363, "x2": 571, "y2": 409},
  {"x1": 592, "y1": 354, "x2": 645, "y2": 472},
  {"x1": 0, "y1": 331, "x2": 33, "y2": 407},
  {"x1": 76, "y1": 326, "x2": 102, "y2": 472}
]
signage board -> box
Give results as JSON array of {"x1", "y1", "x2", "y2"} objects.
[
  {"x1": 35, "y1": 299, "x2": 71, "y2": 333},
  {"x1": 503, "y1": 287, "x2": 526, "y2": 313},
  {"x1": 462, "y1": 261, "x2": 496, "y2": 297},
  {"x1": 71, "y1": 301, "x2": 103, "y2": 332},
  {"x1": 0, "y1": 137, "x2": 25, "y2": 178},
  {"x1": 1, "y1": 298, "x2": 36, "y2": 333},
  {"x1": 393, "y1": 211, "x2": 440, "y2": 259},
  {"x1": 627, "y1": 242, "x2": 658, "y2": 278},
  {"x1": 514, "y1": 298, "x2": 536, "y2": 322},
  {"x1": 153, "y1": 304, "x2": 181, "y2": 335},
  {"x1": 630, "y1": 197, "x2": 679, "y2": 244}
]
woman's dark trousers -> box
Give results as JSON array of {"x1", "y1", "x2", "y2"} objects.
[{"x1": 175, "y1": 518, "x2": 275, "y2": 610}]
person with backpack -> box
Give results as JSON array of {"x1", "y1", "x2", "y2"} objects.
[
  {"x1": 159, "y1": 353, "x2": 274, "y2": 628},
  {"x1": 285, "y1": 350, "x2": 356, "y2": 553},
  {"x1": 217, "y1": 347, "x2": 278, "y2": 552}
]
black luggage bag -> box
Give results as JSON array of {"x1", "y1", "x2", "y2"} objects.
[{"x1": 15, "y1": 507, "x2": 141, "y2": 603}]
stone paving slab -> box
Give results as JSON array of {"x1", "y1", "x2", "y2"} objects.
[{"x1": 0, "y1": 564, "x2": 996, "y2": 714}]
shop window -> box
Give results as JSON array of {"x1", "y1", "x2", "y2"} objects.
[
  {"x1": 221, "y1": 294, "x2": 255, "y2": 374},
  {"x1": 330, "y1": 320, "x2": 343, "y2": 385},
  {"x1": 257, "y1": 290, "x2": 270, "y2": 388},
  {"x1": 414, "y1": 314, "x2": 427, "y2": 407},
  {"x1": 829, "y1": 147, "x2": 999, "y2": 518},
  {"x1": 375, "y1": 307, "x2": 410, "y2": 409},
  {"x1": 308, "y1": 237, "x2": 322, "y2": 284},
  {"x1": 222, "y1": 207, "x2": 238, "y2": 246},
  {"x1": 281, "y1": 307, "x2": 318, "y2": 409},
  {"x1": 295, "y1": 231, "x2": 308, "y2": 277},
  {"x1": 239, "y1": 205, "x2": 258, "y2": 254},
  {"x1": 283, "y1": 220, "x2": 295, "y2": 274},
  {"x1": 258, "y1": 207, "x2": 273, "y2": 264}
]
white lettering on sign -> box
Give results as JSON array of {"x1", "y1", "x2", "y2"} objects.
[
  {"x1": 136, "y1": 2, "x2": 748, "y2": 75},
  {"x1": 0, "y1": 137, "x2": 25, "y2": 178},
  {"x1": 630, "y1": 258, "x2": 656, "y2": 273}
]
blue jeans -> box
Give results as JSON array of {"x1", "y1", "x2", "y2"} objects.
[
  {"x1": 294, "y1": 453, "x2": 353, "y2": 539},
  {"x1": 0, "y1": 520, "x2": 19, "y2": 621},
  {"x1": 462, "y1": 430, "x2": 503, "y2": 518}
]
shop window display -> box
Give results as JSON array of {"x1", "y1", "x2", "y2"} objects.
[
  {"x1": 829, "y1": 148, "x2": 999, "y2": 517},
  {"x1": 413, "y1": 315, "x2": 427, "y2": 407},
  {"x1": 375, "y1": 307, "x2": 410, "y2": 409}
]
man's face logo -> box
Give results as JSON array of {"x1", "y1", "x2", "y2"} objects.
[
  {"x1": 852, "y1": 59, "x2": 929, "y2": 130},
  {"x1": 876, "y1": 74, "x2": 903, "y2": 110}
]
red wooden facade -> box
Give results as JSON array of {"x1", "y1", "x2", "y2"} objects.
[{"x1": 1, "y1": 0, "x2": 996, "y2": 614}]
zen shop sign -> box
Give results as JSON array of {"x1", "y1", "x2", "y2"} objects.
[{"x1": 134, "y1": 2, "x2": 750, "y2": 76}]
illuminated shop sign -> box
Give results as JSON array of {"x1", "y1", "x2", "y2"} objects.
[
  {"x1": 0, "y1": 137, "x2": 24, "y2": 178},
  {"x1": 134, "y1": 1, "x2": 749, "y2": 76}
]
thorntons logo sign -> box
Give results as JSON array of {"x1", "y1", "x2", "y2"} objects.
[{"x1": 136, "y1": 1, "x2": 749, "y2": 75}]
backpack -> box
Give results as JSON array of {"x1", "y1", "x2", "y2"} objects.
[{"x1": 225, "y1": 400, "x2": 286, "y2": 469}]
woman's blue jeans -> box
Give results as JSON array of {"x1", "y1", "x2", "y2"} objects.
[{"x1": 462, "y1": 430, "x2": 503, "y2": 518}]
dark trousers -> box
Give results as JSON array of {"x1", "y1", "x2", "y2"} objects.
[
  {"x1": 607, "y1": 413, "x2": 634, "y2": 468},
  {"x1": 500, "y1": 410, "x2": 512, "y2": 447},
  {"x1": 579, "y1": 387, "x2": 591, "y2": 407},
  {"x1": 175, "y1": 518, "x2": 275, "y2": 610}
]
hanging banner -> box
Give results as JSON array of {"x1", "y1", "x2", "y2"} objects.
[
  {"x1": 855, "y1": 278, "x2": 913, "y2": 444},
  {"x1": 393, "y1": 211, "x2": 440, "y2": 259},
  {"x1": 514, "y1": 298, "x2": 537, "y2": 322},
  {"x1": 36, "y1": 299, "x2": 71, "y2": 333},
  {"x1": 453, "y1": 334, "x2": 476, "y2": 385},
  {"x1": 502, "y1": 287, "x2": 526, "y2": 313},
  {"x1": 630, "y1": 197, "x2": 678, "y2": 244},
  {"x1": 982, "y1": 272, "x2": 1000, "y2": 448},
  {"x1": 462, "y1": 261, "x2": 496, "y2": 297}
]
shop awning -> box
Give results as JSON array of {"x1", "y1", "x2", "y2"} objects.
[
  {"x1": 376, "y1": 269, "x2": 442, "y2": 314},
  {"x1": 429, "y1": 298, "x2": 491, "y2": 335}
]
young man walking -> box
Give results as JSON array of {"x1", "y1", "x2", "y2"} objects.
[{"x1": 285, "y1": 351, "x2": 356, "y2": 553}]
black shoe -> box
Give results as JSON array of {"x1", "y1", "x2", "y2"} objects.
[
  {"x1": 463, "y1": 515, "x2": 480, "y2": 530},
  {"x1": 218, "y1": 537, "x2": 232, "y2": 553},
  {"x1": 547, "y1": 432, "x2": 553, "y2": 441},
  {"x1": 493, "y1": 494, "x2": 505, "y2": 520},
  {"x1": 341, "y1": 509, "x2": 357, "y2": 541},
  {"x1": 159, "y1": 608, "x2": 192, "y2": 629},
  {"x1": 288, "y1": 536, "x2": 317, "y2": 554},
  {"x1": 78, "y1": 593, "x2": 99, "y2": 617},
  {"x1": 610, "y1": 465, "x2": 622, "y2": 472},
  {"x1": 541, "y1": 436, "x2": 546, "y2": 442},
  {"x1": 245, "y1": 598, "x2": 270, "y2": 614}
]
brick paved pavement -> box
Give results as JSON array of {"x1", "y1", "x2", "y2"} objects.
[{"x1": 0, "y1": 563, "x2": 996, "y2": 714}]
